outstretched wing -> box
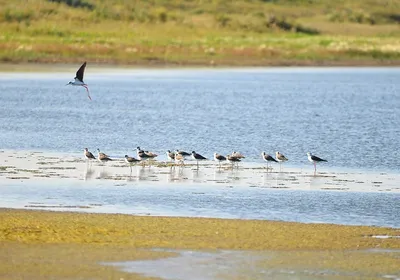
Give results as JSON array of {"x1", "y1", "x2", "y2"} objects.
[{"x1": 75, "y1": 62, "x2": 87, "y2": 82}]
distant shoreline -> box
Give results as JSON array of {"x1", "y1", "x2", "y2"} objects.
[{"x1": 1, "y1": 59, "x2": 400, "y2": 72}]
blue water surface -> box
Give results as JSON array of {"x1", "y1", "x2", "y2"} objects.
[{"x1": 0, "y1": 67, "x2": 399, "y2": 171}]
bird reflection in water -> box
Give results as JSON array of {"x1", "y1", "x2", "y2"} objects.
[
  {"x1": 97, "y1": 169, "x2": 110, "y2": 180},
  {"x1": 83, "y1": 165, "x2": 95, "y2": 181},
  {"x1": 167, "y1": 166, "x2": 186, "y2": 183},
  {"x1": 135, "y1": 166, "x2": 155, "y2": 181}
]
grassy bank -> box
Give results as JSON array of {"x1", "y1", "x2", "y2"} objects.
[
  {"x1": 0, "y1": 0, "x2": 399, "y2": 66},
  {"x1": 0, "y1": 209, "x2": 399, "y2": 279}
]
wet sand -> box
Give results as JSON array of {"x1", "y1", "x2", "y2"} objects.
[
  {"x1": 0, "y1": 150, "x2": 399, "y2": 193},
  {"x1": 1, "y1": 208, "x2": 399, "y2": 279}
]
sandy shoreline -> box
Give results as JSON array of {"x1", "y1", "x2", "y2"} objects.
[
  {"x1": 1, "y1": 208, "x2": 399, "y2": 280},
  {"x1": 0, "y1": 62, "x2": 399, "y2": 73},
  {"x1": 0, "y1": 150, "x2": 399, "y2": 192}
]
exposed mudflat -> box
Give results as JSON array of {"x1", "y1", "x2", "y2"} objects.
[{"x1": 1, "y1": 150, "x2": 399, "y2": 192}]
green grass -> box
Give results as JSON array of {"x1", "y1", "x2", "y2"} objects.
[{"x1": 0, "y1": 0, "x2": 399, "y2": 66}]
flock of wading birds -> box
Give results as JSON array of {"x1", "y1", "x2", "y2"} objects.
[
  {"x1": 84, "y1": 147, "x2": 328, "y2": 173},
  {"x1": 70, "y1": 62, "x2": 327, "y2": 173}
]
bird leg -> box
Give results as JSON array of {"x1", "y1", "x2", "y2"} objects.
[{"x1": 82, "y1": 85, "x2": 92, "y2": 101}]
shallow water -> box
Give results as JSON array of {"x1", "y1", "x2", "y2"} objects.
[
  {"x1": 0, "y1": 67, "x2": 399, "y2": 172},
  {"x1": 105, "y1": 248, "x2": 400, "y2": 280},
  {"x1": 1, "y1": 150, "x2": 399, "y2": 228},
  {"x1": 3, "y1": 181, "x2": 398, "y2": 227},
  {"x1": 1, "y1": 150, "x2": 400, "y2": 227}
]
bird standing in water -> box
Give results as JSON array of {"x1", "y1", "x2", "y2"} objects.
[
  {"x1": 261, "y1": 151, "x2": 278, "y2": 171},
  {"x1": 307, "y1": 152, "x2": 327, "y2": 174},
  {"x1": 125, "y1": 155, "x2": 140, "y2": 172},
  {"x1": 275, "y1": 151, "x2": 288, "y2": 171}
]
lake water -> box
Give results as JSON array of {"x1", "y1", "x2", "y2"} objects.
[
  {"x1": 0, "y1": 67, "x2": 399, "y2": 172},
  {"x1": 0, "y1": 67, "x2": 399, "y2": 229}
]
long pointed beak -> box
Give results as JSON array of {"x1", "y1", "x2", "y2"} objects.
[{"x1": 65, "y1": 83, "x2": 69, "y2": 86}]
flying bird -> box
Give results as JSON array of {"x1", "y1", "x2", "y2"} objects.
[{"x1": 66, "y1": 62, "x2": 91, "y2": 101}]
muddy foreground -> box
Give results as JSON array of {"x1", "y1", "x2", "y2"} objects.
[{"x1": 1, "y1": 208, "x2": 399, "y2": 280}]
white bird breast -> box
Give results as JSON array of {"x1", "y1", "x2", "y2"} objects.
[{"x1": 72, "y1": 78, "x2": 85, "y2": 85}]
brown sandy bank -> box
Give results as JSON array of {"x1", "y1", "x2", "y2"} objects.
[{"x1": 0, "y1": 208, "x2": 399, "y2": 279}]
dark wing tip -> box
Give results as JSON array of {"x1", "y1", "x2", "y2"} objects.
[
  {"x1": 76, "y1": 62, "x2": 87, "y2": 81},
  {"x1": 312, "y1": 155, "x2": 327, "y2": 162}
]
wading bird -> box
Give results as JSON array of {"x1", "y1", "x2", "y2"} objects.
[
  {"x1": 97, "y1": 149, "x2": 112, "y2": 163},
  {"x1": 136, "y1": 147, "x2": 157, "y2": 166},
  {"x1": 125, "y1": 155, "x2": 140, "y2": 172},
  {"x1": 84, "y1": 148, "x2": 95, "y2": 161},
  {"x1": 226, "y1": 154, "x2": 241, "y2": 169},
  {"x1": 174, "y1": 152, "x2": 185, "y2": 167},
  {"x1": 166, "y1": 150, "x2": 175, "y2": 161},
  {"x1": 231, "y1": 151, "x2": 245, "y2": 159},
  {"x1": 275, "y1": 151, "x2": 288, "y2": 171},
  {"x1": 261, "y1": 151, "x2": 277, "y2": 170},
  {"x1": 214, "y1": 153, "x2": 226, "y2": 168},
  {"x1": 175, "y1": 150, "x2": 191, "y2": 159},
  {"x1": 84, "y1": 148, "x2": 96, "y2": 167},
  {"x1": 307, "y1": 152, "x2": 327, "y2": 174},
  {"x1": 191, "y1": 151, "x2": 207, "y2": 169}
]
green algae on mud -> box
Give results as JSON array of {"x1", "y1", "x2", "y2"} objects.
[
  {"x1": 0, "y1": 242, "x2": 172, "y2": 280},
  {"x1": 1, "y1": 208, "x2": 399, "y2": 250},
  {"x1": 0, "y1": 209, "x2": 399, "y2": 280}
]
